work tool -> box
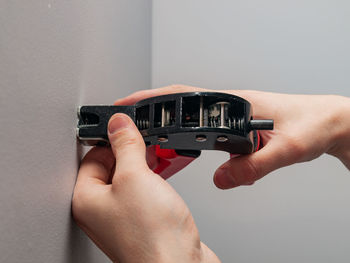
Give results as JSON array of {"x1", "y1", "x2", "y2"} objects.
[{"x1": 77, "y1": 92, "x2": 273, "y2": 178}]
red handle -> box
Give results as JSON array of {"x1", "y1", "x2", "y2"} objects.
[{"x1": 152, "y1": 145, "x2": 197, "y2": 179}]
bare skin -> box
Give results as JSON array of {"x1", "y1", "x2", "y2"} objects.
[{"x1": 72, "y1": 85, "x2": 350, "y2": 262}]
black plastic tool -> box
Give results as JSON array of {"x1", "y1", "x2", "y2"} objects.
[{"x1": 77, "y1": 92, "x2": 273, "y2": 154}]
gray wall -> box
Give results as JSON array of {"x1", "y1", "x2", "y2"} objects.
[
  {"x1": 0, "y1": 1, "x2": 151, "y2": 262},
  {"x1": 1, "y1": 1, "x2": 349, "y2": 262},
  {"x1": 152, "y1": 1, "x2": 350, "y2": 262}
]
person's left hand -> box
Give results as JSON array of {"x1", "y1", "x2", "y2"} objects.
[{"x1": 72, "y1": 113, "x2": 220, "y2": 263}]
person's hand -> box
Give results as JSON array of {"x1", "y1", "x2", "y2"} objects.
[
  {"x1": 72, "y1": 113, "x2": 220, "y2": 263},
  {"x1": 115, "y1": 85, "x2": 350, "y2": 189}
]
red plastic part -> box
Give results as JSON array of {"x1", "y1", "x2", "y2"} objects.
[
  {"x1": 152, "y1": 145, "x2": 196, "y2": 179},
  {"x1": 256, "y1": 131, "x2": 261, "y2": 151}
]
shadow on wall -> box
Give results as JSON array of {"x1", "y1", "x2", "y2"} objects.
[{"x1": 65, "y1": 218, "x2": 96, "y2": 263}]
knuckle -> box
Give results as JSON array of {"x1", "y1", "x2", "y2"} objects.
[
  {"x1": 72, "y1": 188, "x2": 103, "y2": 226},
  {"x1": 112, "y1": 169, "x2": 151, "y2": 190},
  {"x1": 71, "y1": 190, "x2": 89, "y2": 224},
  {"x1": 112, "y1": 129, "x2": 143, "y2": 149},
  {"x1": 285, "y1": 135, "x2": 307, "y2": 161},
  {"x1": 112, "y1": 173, "x2": 132, "y2": 190},
  {"x1": 119, "y1": 135, "x2": 139, "y2": 148}
]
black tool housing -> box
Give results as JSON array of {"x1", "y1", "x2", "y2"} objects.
[{"x1": 77, "y1": 92, "x2": 273, "y2": 154}]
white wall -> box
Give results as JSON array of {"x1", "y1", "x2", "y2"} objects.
[
  {"x1": 0, "y1": 1, "x2": 151, "y2": 262},
  {"x1": 152, "y1": 1, "x2": 350, "y2": 262}
]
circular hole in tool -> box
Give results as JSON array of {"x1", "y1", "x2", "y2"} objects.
[
  {"x1": 216, "y1": 135, "x2": 228, "y2": 142},
  {"x1": 157, "y1": 136, "x2": 168, "y2": 143},
  {"x1": 196, "y1": 135, "x2": 207, "y2": 142}
]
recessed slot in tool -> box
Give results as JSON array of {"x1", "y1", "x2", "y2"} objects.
[
  {"x1": 79, "y1": 112, "x2": 99, "y2": 126},
  {"x1": 154, "y1": 101, "x2": 176, "y2": 128},
  {"x1": 136, "y1": 105, "x2": 150, "y2": 130},
  {"x1": 182, "y1": 96, "x2": 200, "y2": 127},
  {"x1": 206, "y1": 100, "x2": 244, "y2": 131}
]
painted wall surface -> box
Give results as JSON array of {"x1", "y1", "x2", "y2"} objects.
[
  {"x1": 152, "y1": 1, "x2": 350, "y2": 263},
  {"x1": 1, "y1": 1, "x2": 349, "y2": 262},
  {"x1": 0, "y1": 1, "x2": 151, "y2": 262}
]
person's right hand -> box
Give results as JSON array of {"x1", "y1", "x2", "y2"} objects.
[{"x1": 115, "y1": 85, "x2": 350, "y2": 189}]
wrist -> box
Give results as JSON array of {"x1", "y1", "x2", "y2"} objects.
[
  {"x1": 326, "y1": 95, "x2": 350, "y2": 169},
  {"x1": 153, "y1": 242, "x2": 220, "y2": 263},
  {"x1": 151, "y1": 233, "x2": 203, "y2": 263},
  {"x1": 129, "y1": 238, "x2": 220, "y2": 263},
  {"x1": 114, "y1": 230, "x2": 204, "y2": 263}
]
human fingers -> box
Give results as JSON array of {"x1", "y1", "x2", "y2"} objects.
[
  {"x1": 213, "y1": 138, "x2": 296, "y2": 189},
  {"x1": 75, "y1": 146, "x2": 115, "y2": 187},
  {"x1": 72, "y1": 147, "x2": 115, "y2": 230},
  {"x1": 115, "y1": 88, "x2": 282, "y2": 123},
  {"x1": 114, "y1": 85, "x2": 207, "y2": 105},
  {"x1": 223, "y1": 90, "x2": 286, "y2": 119},
  {"x1": 107, "y1": 113, "x2": 150, "y2": 178}
]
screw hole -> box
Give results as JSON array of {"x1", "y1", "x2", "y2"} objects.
[
  {"x1": 196, "y1": 135, "x2": 207, "y2": 142},
  {"x1": 157, "y1": 136, "x2": 168, "y2": 143},
  {"x1": 216, "y1": 136, "x2": 228, "y2": 142}
]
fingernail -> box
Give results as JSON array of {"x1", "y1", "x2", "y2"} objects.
[
  {"x1": 108, "y1": 114, "x2": 130, "y2": 134},
  {"x1": 214, "y1": 168, "x2": 237, "y2": 189}
]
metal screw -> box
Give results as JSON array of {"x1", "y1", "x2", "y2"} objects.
[
  {"x1": 157, "y1": 136, "x2": 168, "y2": 143},
  {"x1": 216, "y1": 136, "x2": 228, "y2": 142},
  {"x1": 195, "y1": 135, "x2": 207, "y2": 142}
]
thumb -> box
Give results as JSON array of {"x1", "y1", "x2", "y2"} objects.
[
  {"x1": 213, "y1": 140, "x2": 291, "y2": 189},
  {"x1": 108, "y1": 113, "x2": 148, "y2": 175}
]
